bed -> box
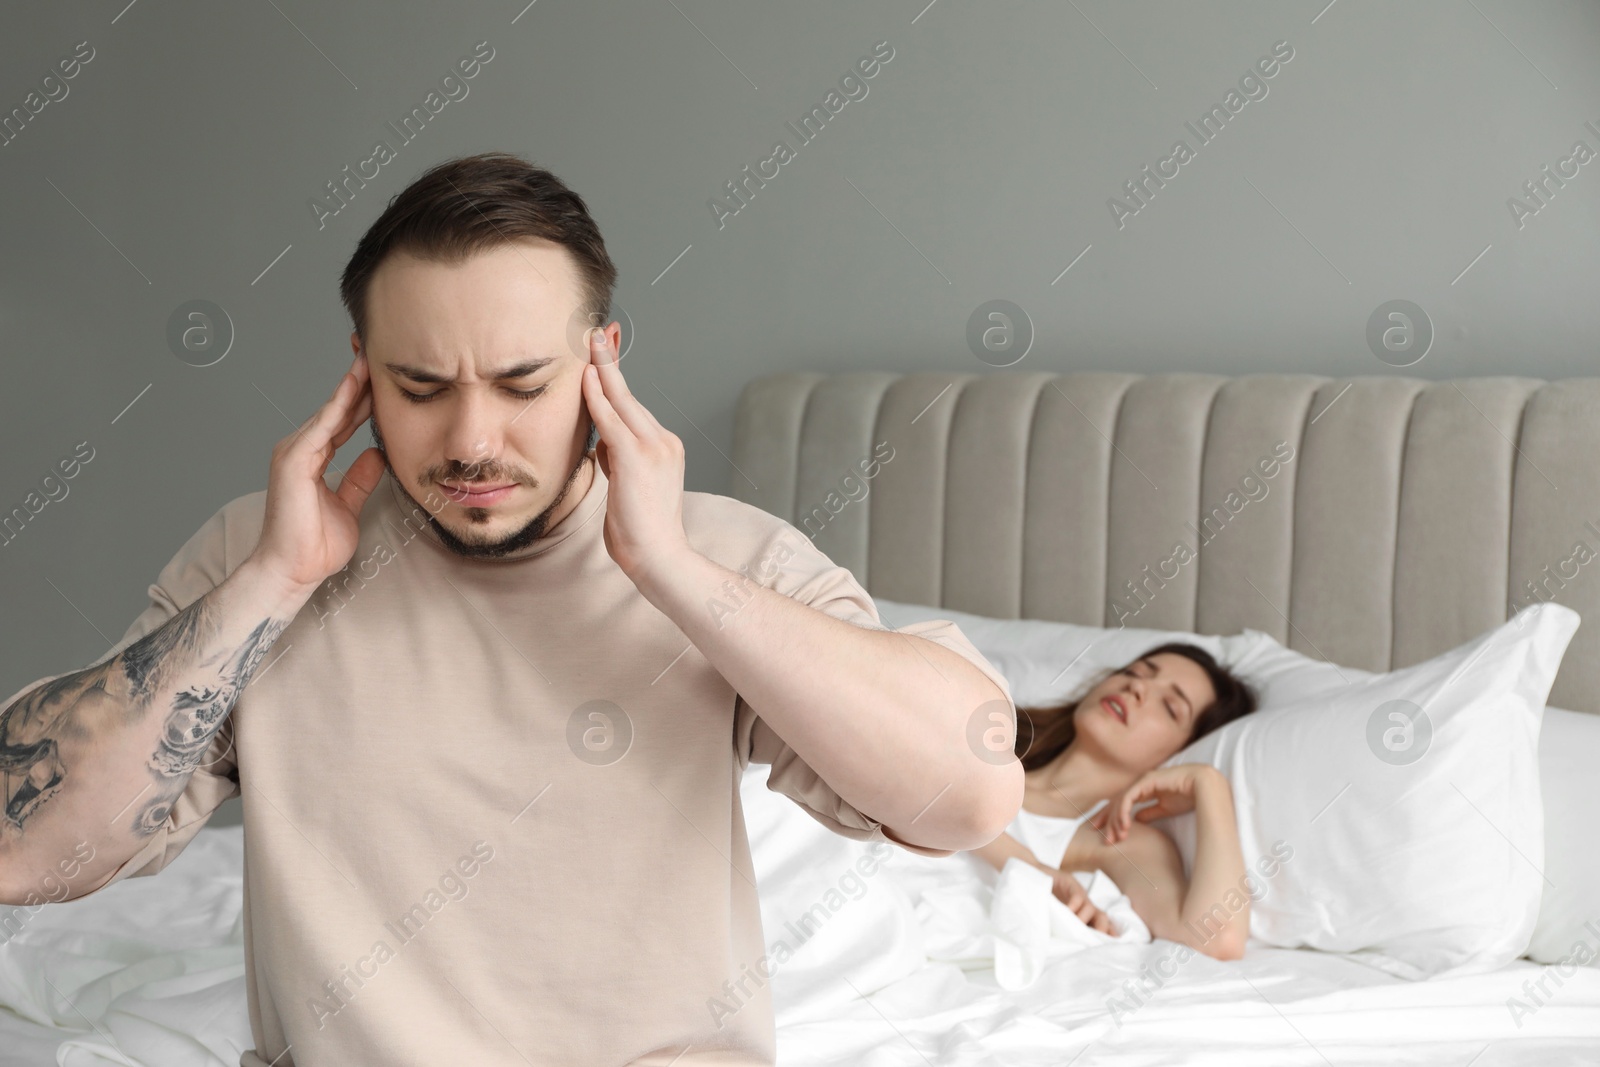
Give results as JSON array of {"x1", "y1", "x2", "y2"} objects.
[
  {"x1": 727, "y1": 369, "x2": 1600, "y2": 1064},
  {"x1": 4, "y1": 370, "x2": 1600, "y2": 1065}
]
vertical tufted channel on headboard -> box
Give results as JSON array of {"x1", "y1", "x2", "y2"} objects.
[{"x1": 730, "y1": 373, "x2": 1600, "y2": 715}]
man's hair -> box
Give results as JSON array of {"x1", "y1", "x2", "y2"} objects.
[{"x1": 338, "y1": 151, "x2": 618, "y2": 341}]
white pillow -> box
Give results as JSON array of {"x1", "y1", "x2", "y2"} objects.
[
  {"x1": 1156, "y1": 603, "x2": 1577, "y2": 979},
  {"x1": 1528, "y1": 705, "x2": 1600, "y2": 967},
  {"x1": 1223, "y1": 626, "x2": 1379, "y2": 701},
  {"x1": 1182, "y1": 622, "x2": 1600, "y2": 970}
]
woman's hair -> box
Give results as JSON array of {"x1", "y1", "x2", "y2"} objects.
[
  {"x1": 339, "y1": 151, "x2": 618, "y2": 343},
  {"x1": 1013, "y1": 642, "x2": 1257, "y2": 772}
]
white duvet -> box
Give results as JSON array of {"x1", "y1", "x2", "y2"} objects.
[
  {"x1": 866, "y1": 831, "x2": 1152, "y2": 994},
  {"x1": 2, "y1": 764, "x2": 1599, "y2": 1066}
]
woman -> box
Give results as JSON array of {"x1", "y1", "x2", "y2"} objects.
[{"x1": 970, "y1": 643, "x2": 1257, "y2": 960}]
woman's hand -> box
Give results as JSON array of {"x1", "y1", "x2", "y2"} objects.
[
  {"x1": 1050, "y1": 868, "x2": 1119, "y2": 935},
  {"x1": 1091, "y1": 764, "x2": 1221, "y2": 845}
]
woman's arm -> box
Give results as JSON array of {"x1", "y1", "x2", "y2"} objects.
[
  {"x1": 1172, "y1": 766, "x2": 1249, "y2": 955},
  {"x1": 971, "y1": 831, "x2": 1042, "y2": 873},
  {"x1": 1089, "y1": 764, "x2": 1249, "y2": 960}
]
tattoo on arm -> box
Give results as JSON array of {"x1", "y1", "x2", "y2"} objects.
[
  {"x1": 0, "y1": 595, "x2": 288, "y2": 840},
  {"x1": 0, "y1": 665, "x2": 113, "y2": 831},
  {"x1": 121, "y1": 598, "x2": 213, "y2": 705},
  {"x1": 134, "y1": 616, "x2": 288, "y2": 836},
  {"x1": 1, "y1": 601, "x2": 215, "y2": 836}
]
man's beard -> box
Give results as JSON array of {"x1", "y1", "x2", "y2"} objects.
[{"x1": 369, "y1": 415, "x2": 592, "y2": 561}]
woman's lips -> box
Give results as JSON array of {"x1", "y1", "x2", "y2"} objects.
[
  {"x1": 1102, "y1": 695, "x2": 1128, "y2": 724},
  {"x1": 441, "y1": 482, "x2": 517, "y2": 506}
]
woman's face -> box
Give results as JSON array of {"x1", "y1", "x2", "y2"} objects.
[{"x1": 1072, "y1": 652, "x2": 1217, "y2": 773}]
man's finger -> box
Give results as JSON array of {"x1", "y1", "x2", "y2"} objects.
[
  {"x1": 335, "y1": 448, "x2": 386, "y2": 514},
  {"x1": 329, "y1": 382, "x2": 373, "y2": 453},
  {"x1": 588, "y1": 331, "x2": 662, "y2": 439},
  {"x1": 295, "y1": 371, "x2": 359, "y2": 450},
  {"x1": 583, "y1": 361, "x2": 628, "y2": 453}
]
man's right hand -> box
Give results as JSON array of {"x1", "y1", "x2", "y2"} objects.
[
  {"x1": 0, "y1": 355, "x2": 386, "y2": 902},
  {"x1": 250, "y1": 353, "x2": 386, "y2": 594}
]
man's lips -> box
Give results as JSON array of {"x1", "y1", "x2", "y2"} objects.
[
  {"x1": 441, "y1": 481, "x2": 517, "y2": 506},
  {"x1": 1102, "y1": 695, "x2": 1128, "y2": 724}
]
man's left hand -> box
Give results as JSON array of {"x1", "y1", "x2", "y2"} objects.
[{"x1": 581, "y1": 327, "x2": 694, "y2": 582}]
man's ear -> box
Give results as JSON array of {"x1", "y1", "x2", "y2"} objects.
[{"x1": 350, "y1": 330, "x2": 362, "y2": 358}]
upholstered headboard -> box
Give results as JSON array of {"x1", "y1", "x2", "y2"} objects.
[{"x1": 730, "y1": 372, "x2": 1600, "y2": 715}]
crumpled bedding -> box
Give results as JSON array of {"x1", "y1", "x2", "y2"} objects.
[
  {"x1": 908, "y1": 854, "x2": 1151, "y2": 990},
  {"x1": 3, "y1": 765, "x2": 1600, "y2": 1066},
  {"x1": 0, "y1": 827, "x2": 250, "y2": 1067}
]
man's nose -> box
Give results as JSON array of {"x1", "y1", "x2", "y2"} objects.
[{"x1": 442, "y1": 392, "x2": 503, "y2": 475}]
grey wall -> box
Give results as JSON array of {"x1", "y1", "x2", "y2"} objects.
[{"x1": 2, "y1": 1, "x2": 1597, "y2": 830}]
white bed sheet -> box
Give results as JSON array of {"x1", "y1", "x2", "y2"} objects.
[{"x1": 2, "y1": 766, "x2": 1598, "y2": 1067}]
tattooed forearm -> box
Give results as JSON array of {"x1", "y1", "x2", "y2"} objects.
[
  {"x1": 0, "y1": 560, "x2": 313, "y2": 902},
  {"x1": 121, "y1": 597, "x2": 214, "y2": 705},
  {"x1": 1, "y1": 602, "x2": 284, "y2": 841},
  {"x1": 1, "y1": 735, "x2": 62, "y2": 828},
  {"x1": 147, "y1": 617, "x2": 287, "y2": 782},
  {"x1": 129, "y1": 778, "x2": 186, "y2": 837},
  {"x1": 126, "y1": 616, "x2": 288, "y2": 838},
  {"x1": 1, "y1": 600, "x2": 212, "y2": 831},
  {"x1": 0, "y1": 663, "x2": 116, "y2": 831},
  {"x1": 124, "y1": 616, "x2": 288, "y2": 838}
]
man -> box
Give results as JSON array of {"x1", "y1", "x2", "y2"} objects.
[{"x1": 0, "y1": 152, "x2": 1023, "y2": 1065}]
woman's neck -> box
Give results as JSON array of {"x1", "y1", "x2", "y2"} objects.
[{"x1": 1023, "y1": 742, "x2": 1138, "y2": 818}]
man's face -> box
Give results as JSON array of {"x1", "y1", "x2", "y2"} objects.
[{"x1": 353, "y1": 237, "x2": 605, "y2": 559}]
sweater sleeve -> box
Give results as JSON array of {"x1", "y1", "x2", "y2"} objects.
[{"x1": 731, "y1": 521, "x2": 1016, "y2": 860}]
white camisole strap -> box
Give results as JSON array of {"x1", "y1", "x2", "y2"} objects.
[{"x1": 1003, "y1": 797, "x2": 1111, "y2": 871}]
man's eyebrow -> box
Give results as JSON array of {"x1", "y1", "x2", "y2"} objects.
[{"x1": 383, "y1": 358, "x2": 555, "y2": 384}]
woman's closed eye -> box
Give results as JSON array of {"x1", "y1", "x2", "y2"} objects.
[{"x1": 1120, "y1": 663, "x2": 1179, "y2": 720}]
